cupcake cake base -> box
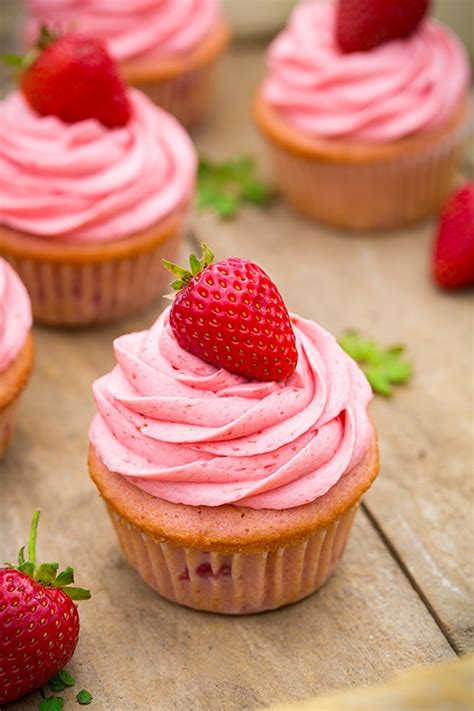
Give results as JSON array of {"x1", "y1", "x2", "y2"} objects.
[
  {"x1": 0, "y1": 334, "x2": 34, "y2": 459},
  {"x1": 88, "y1": 436, "x2": 379, "y2": 614},
  {"x1": 254, "y1": 94, "x2": 471, "y2": 231},
  {"x1": 0, "y1": 211, "x2": 186, "y2": 327},
  {"x1": 121, "y1": 21, "x2": 230, "y2": 129}
]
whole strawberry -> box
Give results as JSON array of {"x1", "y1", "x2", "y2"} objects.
[
  {"x1": 19, "y1": 27, "x2": 130, "y2": 127},
  {"x1": 433, "y1": 184, "x2": 474, "y2": 290},
  {"x1": 336, "y1": 0, "x2": 430, "y2": 53},
  {"x1": 0, "y1": 511, "x2": 90, "y2": 704},
  {"x1": 164, "y1": 245, "x2": 298, "y2": 381}
]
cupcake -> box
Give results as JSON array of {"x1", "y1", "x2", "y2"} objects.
[
  {"x1": 26, "y1": 0, "x2": 230, "y2": 128},
  {"x1": 254, "y1": 0, "x2": 471, "y2": 230},
  {"x1": 88, "y1": 246, "x2": 379, "y2": 614},
  {"x1": 0, "y1": 259, "x2": 34, "y2": 459},
  {"x1": 0, "y1": 33, "x2": 196, "y2": 327}
]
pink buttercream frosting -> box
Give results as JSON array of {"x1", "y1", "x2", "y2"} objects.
[
  {"x1": 89, "y1": 307, "x2": 373, "y2": 510},
  {"x1": 26, "y1": 0, "x2": 220, "y2": 63},
  {"x1": 0, "y1": 89, "x2": 196, "y2": 243},
  {"x1": 0, "y1": 259, "x2": 32, "y2": 371},
  {"x1": 262, "y1": 1, "x2": 470, "y2": 142}
]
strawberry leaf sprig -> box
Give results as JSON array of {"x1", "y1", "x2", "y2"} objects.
[
  {"x1": 163, "y1": 243, "x2": 214, "y2": 292},
  {"x1": 197, "y1": 156, "x2": 272, "y2": 219},
  {"x1": 339, "y1": 330, "x2": 413, "y2": 397},
  {"x1": 3, "y1": 25, "x2": 59, "y2": 70},
  {"x1": 8, "y1": 510, "x2": 90, "y2": 601}
]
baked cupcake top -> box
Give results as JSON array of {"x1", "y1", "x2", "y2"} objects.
[
  {"x1": 261, "y1": 1, "x2": 470, "y2": 142},
  {"x1": 0, "y1": 89, "x2": 196, "y2": 243},
  {"x1": 26, "y1": 0, "x2": 221, "y2": 63},
  {"x1": 0, "y1": 259, "x2": 32, "y2": 372},
  {"x1": 90, "y1": 249, "x2": 373, "y2": 511}
]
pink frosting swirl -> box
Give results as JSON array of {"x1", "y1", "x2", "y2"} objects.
[
  {"x1": 89, "y1": 307, "x2": 373, "y2": 510},
  {"x1": 0, "y1": 259, "x2": 32, "y2": 371},
  {"x1": 0, "y1": 89, "x2": 196, "y2": 243},
  {"x1": 26, "y1": 0, "x2": 220, "y2": 62},
  {"x1": 262, "y1": 1, "x2": 470, "y2": 142}
]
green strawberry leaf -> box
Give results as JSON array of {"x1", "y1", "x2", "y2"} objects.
[
  {"x1": 36, "y1": 562, "x2": 59, "y2": 585},
  {"x1": 48, "y1": 668, "x2": 76, "y2": 693},
  {"x1": 39, "y1": 697, "x2": 64, "y2": 711},
  {"x1": 63, "y1": 586, "x2": 92, "y2": 601},
  {"x1": 76, "y1": 689, "x2": 93, "y2": 705},
  {"x1": 241, "y1": 179, "x2": 272, "y2": 205},
  {"x1": 48, "y1": 675, "x2": 66, "y2": 693},
  {"x1": 18, "y1": 561, "x2": 35, "y2": 576},
  {"x1": 18, "y1": 546, "x2": 25, "y2": 566},
  {"x1": 7, "y1": 511, "x2": 91, "y2": 601},
  {"x1": 197, "y1": 155, "x2": 272, "y2": 219},
  {"x1": 189, "y1": 253, "x2": 201, "y2": 275},
  {"x1": 2, "y1": 53, "x2": 25, "y2": 67},
  {"x1": 339, "y1": 330, "x2": 413, "y2": 397},
  {"x1": 58, "y1": 668, "x2": 76, "y2": 687},
  {"x1": 54, "y1": 566, "x2": 75, "y2": 587},
  {"x1": 214, "y1": 193, "x2": 239, "y2": 219}
]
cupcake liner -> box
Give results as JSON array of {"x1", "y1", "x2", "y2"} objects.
[
  {"x1": 106, "y1": 503, "x2": 358, "y2": 615},
  {"x1": 122, "y1": 21, "x2": 230, "y2": 129},
  {"x1": 0, "y1": 396, "x2": 21, "y2": 460},
  {"x1": 1, "y1": 219, "x2": 184, "y2": 327},
  {"x1": 131, "y1": 61, "x2": 219, "y2": 129},
  {"x1": 257, "y1": 98, "x2": 472, "y2": 230}
]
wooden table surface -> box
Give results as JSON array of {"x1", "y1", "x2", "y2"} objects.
[{"x1": 1, "y1": 17, "x2": 473, "y2": 711}]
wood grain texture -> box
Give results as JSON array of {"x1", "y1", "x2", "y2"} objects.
[{"x1": 0, "y1": 34, "x2": 472, "y2": 711}]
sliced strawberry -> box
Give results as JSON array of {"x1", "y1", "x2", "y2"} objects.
[
  {"x1": 20, "y1": 30, "x2": 130, "y2": 128},
  {"x1": 164, "y1": 245, "x2": 298, "y2": 382},
  {"x1": 433, "y1": 184, "x2": 474, "y2": 290},
  {"x1": 336, "y1": 0, "x2": 431, "y2": 53}
]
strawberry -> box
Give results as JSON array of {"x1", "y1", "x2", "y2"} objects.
[
  {"x1": 19, "y1": 28, "x2": 130, "y2": 128},
  {"x1": 0, "y1": 511, "x2": 90, "y2": 704},
  {"x1": 433, "y1": 184, "x2": 474, "y2": 290},
  {"x1": 163, "y1": 244, "x2": 298, "y2": 381},
  {"x1": 336, "y1": 0, "x2": 431, "y2": 53}
]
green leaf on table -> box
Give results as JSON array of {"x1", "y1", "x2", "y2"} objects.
[
  {"x1": 241, "y1": 179, "x2": 272, "y2": 205},
  {"x1": 48, "y1": 668, "x2": 75, "y2": 692},
  {"x1": 76, "y1": 689, "x2": 93, "y2": 705},
  {"x1": 58, "y1": 668, "x2": 76, "y2": 687},
  {"x1": 197, "y1": 156, "x2": 272, "y2": 219},
  {"x1": 39, "y1": 697, "x2": 64, "y2": 711},
  {"x1": 339, "y1": 330, "x2": 413, "y2": 397}
]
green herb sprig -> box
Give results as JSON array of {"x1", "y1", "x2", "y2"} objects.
[
  {"x1": 339, "y1": 330, "x2": 413, "y2": 397},
  {"x1": 40, "y1": 667, "x2": 93, "y2": 708},
  {"x1": 197, "y1": 156, "x2": 272, "y2": 219}
]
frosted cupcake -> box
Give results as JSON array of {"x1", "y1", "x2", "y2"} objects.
[
  {"x1": 26, "y1": 0, "x2": 230, "y2": 128},
  {"x1": 88, "y1": 247, "x2": 379, "y2": 614},
  {"x1": 0, "y1": 33, "x2": 196, "y2": 326},
  {"x1": 0, "y1": 259, "x2": 34, "y2": 459},
  {"x1": 254, "y1": 1, "x2": 471, "y2": 230}
]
